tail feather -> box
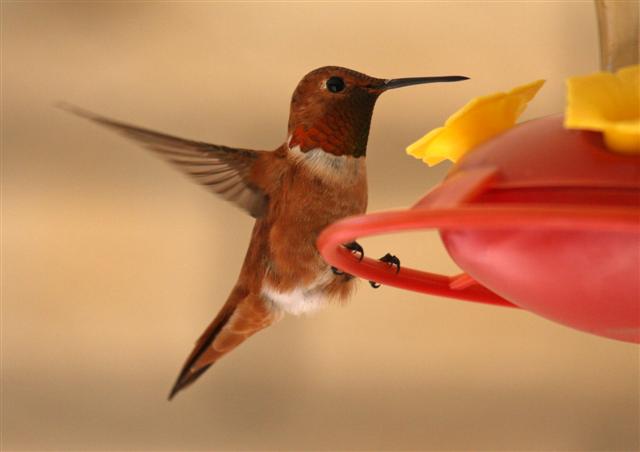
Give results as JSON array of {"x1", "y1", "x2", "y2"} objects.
[
  {"x1": 168, "y1": 289, "x2": 276, "y2": 400},
  {"x1": 168, "y1": 307, "x2": 234, "y2": 400}
]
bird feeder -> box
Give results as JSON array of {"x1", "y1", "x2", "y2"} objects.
[{"x1": 317, "y1": 2, "x2": 640, "y2": 343}]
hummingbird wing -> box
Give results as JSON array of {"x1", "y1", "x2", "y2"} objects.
[
  {"x1": 60, "y1": 104, "x2": 268, "y2": 217},
  {"x1": 169, "y1": 288, "x2": 279, "y2": 400}
]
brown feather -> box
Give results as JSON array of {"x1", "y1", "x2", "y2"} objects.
[{"x1": 168, "y1": 287, "x2": 279, "y2": 400}]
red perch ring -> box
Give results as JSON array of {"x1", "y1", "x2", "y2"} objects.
[{"x1": 317, "y1": 115, "x2": 640, "y2": 343}]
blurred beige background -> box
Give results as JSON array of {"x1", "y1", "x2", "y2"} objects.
[{"x1": 2, "y1": 1, "x2": 638, "y2": 451}]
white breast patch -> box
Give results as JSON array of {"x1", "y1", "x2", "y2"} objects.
[
  {"x1": 287, "y1": 142, "x2": 363, "y2": 183},
  {"x1": 261, "y1": 284, "x2": 328, "y2": 315},
  {"x1": 261, "y1": 271, "x2": 333, "y2": 316}
]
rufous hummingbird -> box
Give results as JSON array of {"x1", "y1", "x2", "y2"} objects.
[{"x1": 62, "y1": 66, "x2": 467, "y2": 399}]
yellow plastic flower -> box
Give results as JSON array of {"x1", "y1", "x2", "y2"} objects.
[
  {"x1": 406, "y1": 80, "x2": 545, "y2": 166},
  {"x1": 565, "y1": 65, "x2": 639, "y2": 154}
]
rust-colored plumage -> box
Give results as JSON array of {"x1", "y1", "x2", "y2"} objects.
[{"x1": 63, "y1": 66, "x2": 467, "y2": 399}]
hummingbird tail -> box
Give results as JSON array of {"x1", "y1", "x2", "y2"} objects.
[
  {"x1": 168, "y1": 287, "x2": 277, "y2": 400},
  {"x1": 167, "y1": 307, "x2": 233, "y2": 400}
]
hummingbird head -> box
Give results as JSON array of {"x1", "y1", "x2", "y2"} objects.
[{"x1": 287, "y1": 66, "x2": 468, "y2": 157}]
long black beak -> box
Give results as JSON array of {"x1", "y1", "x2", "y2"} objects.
[{"x1": 376, "y1": 75, "x2": 469, "y2": 90}]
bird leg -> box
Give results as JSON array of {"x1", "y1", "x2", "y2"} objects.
[
  {"x1": 369, "y1": 253, "x2": 401, "y2": 288},
  {"x1": 344, "y1": 241, "x2": 364, "y2": 261},
  {"x1": 331, "y1": 241, "x2": 365, "y2": 277}
]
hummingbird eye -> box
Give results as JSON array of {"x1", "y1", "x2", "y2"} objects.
[{"x1": 326, "y1": 76, "x2": 345, "y2": 93}]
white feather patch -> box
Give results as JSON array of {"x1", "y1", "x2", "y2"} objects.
[
  {"x1": 261, "y1": 271, "x2": 334, "y2": 316},
  {"x1": 261, "y1": 284, "x2": 328, "y2": 315},
  {"x1": 287, "y1": 141, "x2": 363, "y2": 183}
]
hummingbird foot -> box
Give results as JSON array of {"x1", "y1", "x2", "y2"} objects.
[
  {"x1": 331, "y1": 266, "x2": 346, "y2": 276},
  {"x1": 344, "y1": 241, "x2": 364, "y2": 261},
  {"x1": 331, "y1": 266, "x2": 355, "y2": 281},
  {"x1": 331, "y1": 241, "x2": 364, "y2": 278},
  {"x1": 369, "y1": 253, "x2": 401, "y2": 288}
]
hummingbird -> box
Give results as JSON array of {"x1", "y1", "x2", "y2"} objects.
[{"x1": 62, "y1": 66, "x2": 467, "y2": 399}]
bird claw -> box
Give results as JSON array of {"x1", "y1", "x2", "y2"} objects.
[
  {"x1": 332, "y1": 266, "x2": 355, "y2": 281},
  {"x1": 331, "y1": 266, "x2": 345, "y2": 276},
  {"x1": 369, "y1": 253, "x2": 401, "y2": 289},
  {"x1": 331, "y1": 241, "x2": 363, "y2": 279},
  {"x1": 333, "y1": 244, "x2": 400, "y2": 288},
  {"x1": 380, "y1": 253, "x2": 401, "y2": 273},
  {"x1": 344, "y1": 241, "x2": 364, "y2": 261}
]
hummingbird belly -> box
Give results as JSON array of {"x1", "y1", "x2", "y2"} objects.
[
  {"x1": 259, "y1": 149, "x2": 367, "y2": 315},
  {"x1": 261, "y1": 269, "x2": 337, "y2": 315}
]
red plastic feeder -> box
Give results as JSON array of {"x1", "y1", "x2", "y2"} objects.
[{"x1": 318, "y1": 115, "x2": 640, "y2": 343}]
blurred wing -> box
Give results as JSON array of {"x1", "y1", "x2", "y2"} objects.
[{"x1": 61, "y1": 104, "x2": 268, "y2": 217}]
